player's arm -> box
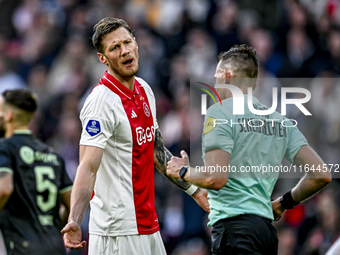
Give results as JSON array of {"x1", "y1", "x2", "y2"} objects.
[
  {"x1": 272, "y1": 145, "x2": 331, "y2": 219},
  {"x1": 154, "y1": 129, "x2": 192, "y2": 191},
  {"x1": 60, "y1": 189, "x2": 71, "y2": 226},
  {"x1": 154, "y1": 128, "x2": 210, "y2": 212},
  {"x1": 166, "y1": 149, "x2": 229, "y2": 190},
  {"x1": 61, "y1": 145, "x2": 103, "y2": 250},
  {"x1": 0, "y1": 170, "x2": 14, "y2": 210}
]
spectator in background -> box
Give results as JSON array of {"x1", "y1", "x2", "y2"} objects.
[
  {"x1": 315, "y1": 14, "x2": 331, "y2": 51},
  {"x1": 0, "y1": 56, "x2": 25, "y2": 94},
  {"x1": 309, "y1": 71, "x2": 340, "y2": 165},
  {"x1": 134, "y1": 28, "x2": 165, "y2": 88},
  {"x1": 210, "y1": 1, "x2": 240, "y2": 53},
  {"x1": 286, "y1": 1, "x2": 309, "y2": 30},
  {"x1": 171, "y1": 237, "x2": 210, "y2": 255},
  {"x1": 252, "y1": 67, "x2": 281, "y2": 110},
  {"x1": 276, "y1": 227, "x2": 297, "y2": 255},
  {"x1": 27, "y1": 65, "x2": 50, "y2": 108},
  {"x1": 0, "y1": 98, "x2": 6, "y2": 255},
  {"x1": 249, "y1": 29, "x2": 285, "y2": 77},
  {"x1": 160, "y1": 89, "x2": 190, "y2": 150},
  {"x1": 299, "y1": 185, "x2": 340, "y2": 254},
  {"x1": 181, "y1": 28, "x2": 216, "y2": 78},
  {"x1": 46, "y1": 36, "x2": 91, "y2": 95},
  {"x1": 167, "y1": 54, "x2": 190, "y2": 96},
  {"x1": 285, "y1": 28, "x2": 315, "y2": 77},
  {"x1": 327, "y1": 27, "x2": 340, "y2": 74},
  {"x1": 13, "y1": 2, "x2": 63, "y2": 76}
]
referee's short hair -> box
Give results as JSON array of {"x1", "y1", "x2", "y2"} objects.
[
  {"x1": 218, "y1": 44, "x2": 259, "y2": 79},
  {"x1": 92, "y1": 17, "x2": 133, "y2": 54}
]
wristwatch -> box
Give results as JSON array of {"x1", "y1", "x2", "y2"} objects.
[{"x1": 179, "y1": 166, "x2": 189, "y2": 180}]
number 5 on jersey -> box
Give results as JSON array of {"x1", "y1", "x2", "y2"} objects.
[{"x1": 34, "y1": 166, "x2": 58, "y2": 212}]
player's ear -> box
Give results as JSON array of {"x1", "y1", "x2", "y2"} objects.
[
  {"x1": 4, "y1": 109, "x2": 13, "y2": 123},
  {"x1": 133, "y1": 37, "x2": 138, "y2": 49},
  {"x1": 97, "y1": 52, "x2": 108, "y2": 65},
  {"x1": 224, "y1": 71, "x2": 232, "y2": 79},
  {"x1": 223, "y1": 70, "x2": 232, "y2": 84}
]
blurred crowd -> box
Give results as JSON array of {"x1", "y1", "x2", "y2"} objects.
[{"x1": 1, "y1": 0, "x2": 340, "y2": 254}]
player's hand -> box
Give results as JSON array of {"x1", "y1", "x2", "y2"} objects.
[
  {"x1": 192, "y1": 188, "x2": 210, "y2": 213},
  {"x1": 166, "y1": 150, "x2": 190, "y2": 179},
  {"x1": 271, "y1": 197, "x2": 286, "y2": 221},
  {"x1": 61, "y1": 220, "x2": 86, "y2": 250}
]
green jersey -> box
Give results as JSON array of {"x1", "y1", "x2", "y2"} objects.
[
  {"x1": 0, "y1": 130, "x2": 73, "y2": 255},
  {"x1": 202, "y1": 94, "x2": 308, "y2": 226}
]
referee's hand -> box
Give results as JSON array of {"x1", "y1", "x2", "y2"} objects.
[
  {"x1": 61, "y1": 221, "x2": 86, "y2": 250},
  {"x1": 192, "y1": 188, "x2": 210, "y2": 213},
  {"x1": 271, "y1": 198, "x2": 286, "y2": 221},
  {"x1": 166, "y1": 150, "x2": 190, "y2": 179}
]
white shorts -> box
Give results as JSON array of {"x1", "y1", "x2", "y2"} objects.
[
  {"x1": 88, "y1": 231, "x2": 166, "y2": 255},
  {"x1": 326, "y1": 237, "x2": 340, "y2": 255}
]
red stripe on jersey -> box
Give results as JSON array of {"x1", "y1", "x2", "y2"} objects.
[{"x1": 100, "y1": 73, "x2": 159, "y2": 234}]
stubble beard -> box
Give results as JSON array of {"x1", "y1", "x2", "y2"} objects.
[
  {"x1": 108, "y1": 57, "x2": 140, "y2": 80},
  {"x1": 115, "y1": 65, "x2": 139, "y2": 79}
]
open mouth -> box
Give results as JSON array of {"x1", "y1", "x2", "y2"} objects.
[{"x1": 123, "y1": 59, "x2": 133, "y2": 65}]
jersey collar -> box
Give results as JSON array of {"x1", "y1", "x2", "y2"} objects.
[
  {"x1": 13, "y1": 130, "x2": 32, "y2": 135},
  {"x1": 101, "y1": 71, "x2": 140, "y2": 100}
]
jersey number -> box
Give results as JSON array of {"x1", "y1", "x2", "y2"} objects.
[{"x1": 34, "y1": 166, "x2": 58, "y2": 212}]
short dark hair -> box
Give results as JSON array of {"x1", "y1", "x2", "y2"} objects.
[
  {"x1": 2, "y1": 89, "x2": 37, "y2": 113},
  {"x1": 218, "y1": 44, "x2": 259, "y2": 79},
  {"x1": 92, "y1": 17, "x2": 133, "y2": 53}
]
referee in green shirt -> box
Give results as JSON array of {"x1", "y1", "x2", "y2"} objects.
[{"x1": 166, "y1": 44, "x2": 331, "y2": 255}]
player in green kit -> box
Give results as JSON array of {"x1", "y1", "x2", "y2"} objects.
[
  {"x1": 167, "y1": 44, "x2": 331, "y2": 255},
  {"x1": 0, "y1": 103, "x2": 6, "y2": 255},
  {"x1": 0, "y1": 89, "x2": 72, "y2": 255}
]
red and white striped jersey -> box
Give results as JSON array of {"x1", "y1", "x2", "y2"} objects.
[{"x1": 79, "y1": 71, "x2": 159, "y2": 236}]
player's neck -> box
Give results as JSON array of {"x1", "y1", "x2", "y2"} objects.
[
  {"x1": 107, "y1": 70, "x2": 135, "y2": 91},
  {"x1": 223, "y1": 88, "x2": 247, "y2": 99},
  {"x1": 5, "y1": 124, "x2": 29, "y2": 138}
]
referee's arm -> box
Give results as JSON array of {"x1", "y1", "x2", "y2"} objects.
[
  {"x1": 272, "y1": 145, "x2": 331, "y2": 219},
  {"x1": 167, "y1": 149, "x2": 230, "y2": 191},
  {"x1": 291, "y1": 145, "x2": 332, "y2": 202}
]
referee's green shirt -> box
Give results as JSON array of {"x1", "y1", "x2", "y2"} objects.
[{"x1": 202, "y1": 94, "x2": 308, "y2": 226}]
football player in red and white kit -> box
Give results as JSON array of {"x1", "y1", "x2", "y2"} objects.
[{"x1": 61, "y1": 17, "x2": 209, "y2": 255}]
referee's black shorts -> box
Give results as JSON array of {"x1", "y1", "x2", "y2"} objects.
[{"x1": 211, "y1": 214, "x2": 278, "y2": 255}]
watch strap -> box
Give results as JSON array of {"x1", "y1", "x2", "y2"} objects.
[{"x1": 179, "y1": 166, "x2": 189, "y2": 180}]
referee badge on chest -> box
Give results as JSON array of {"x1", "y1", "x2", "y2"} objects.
[
  {"x1": 86, "y1": 120, "x2": 101, "y2": 137},
  {"x1": 143, "y1": 102, "x2": 151, "y2": 117}
]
